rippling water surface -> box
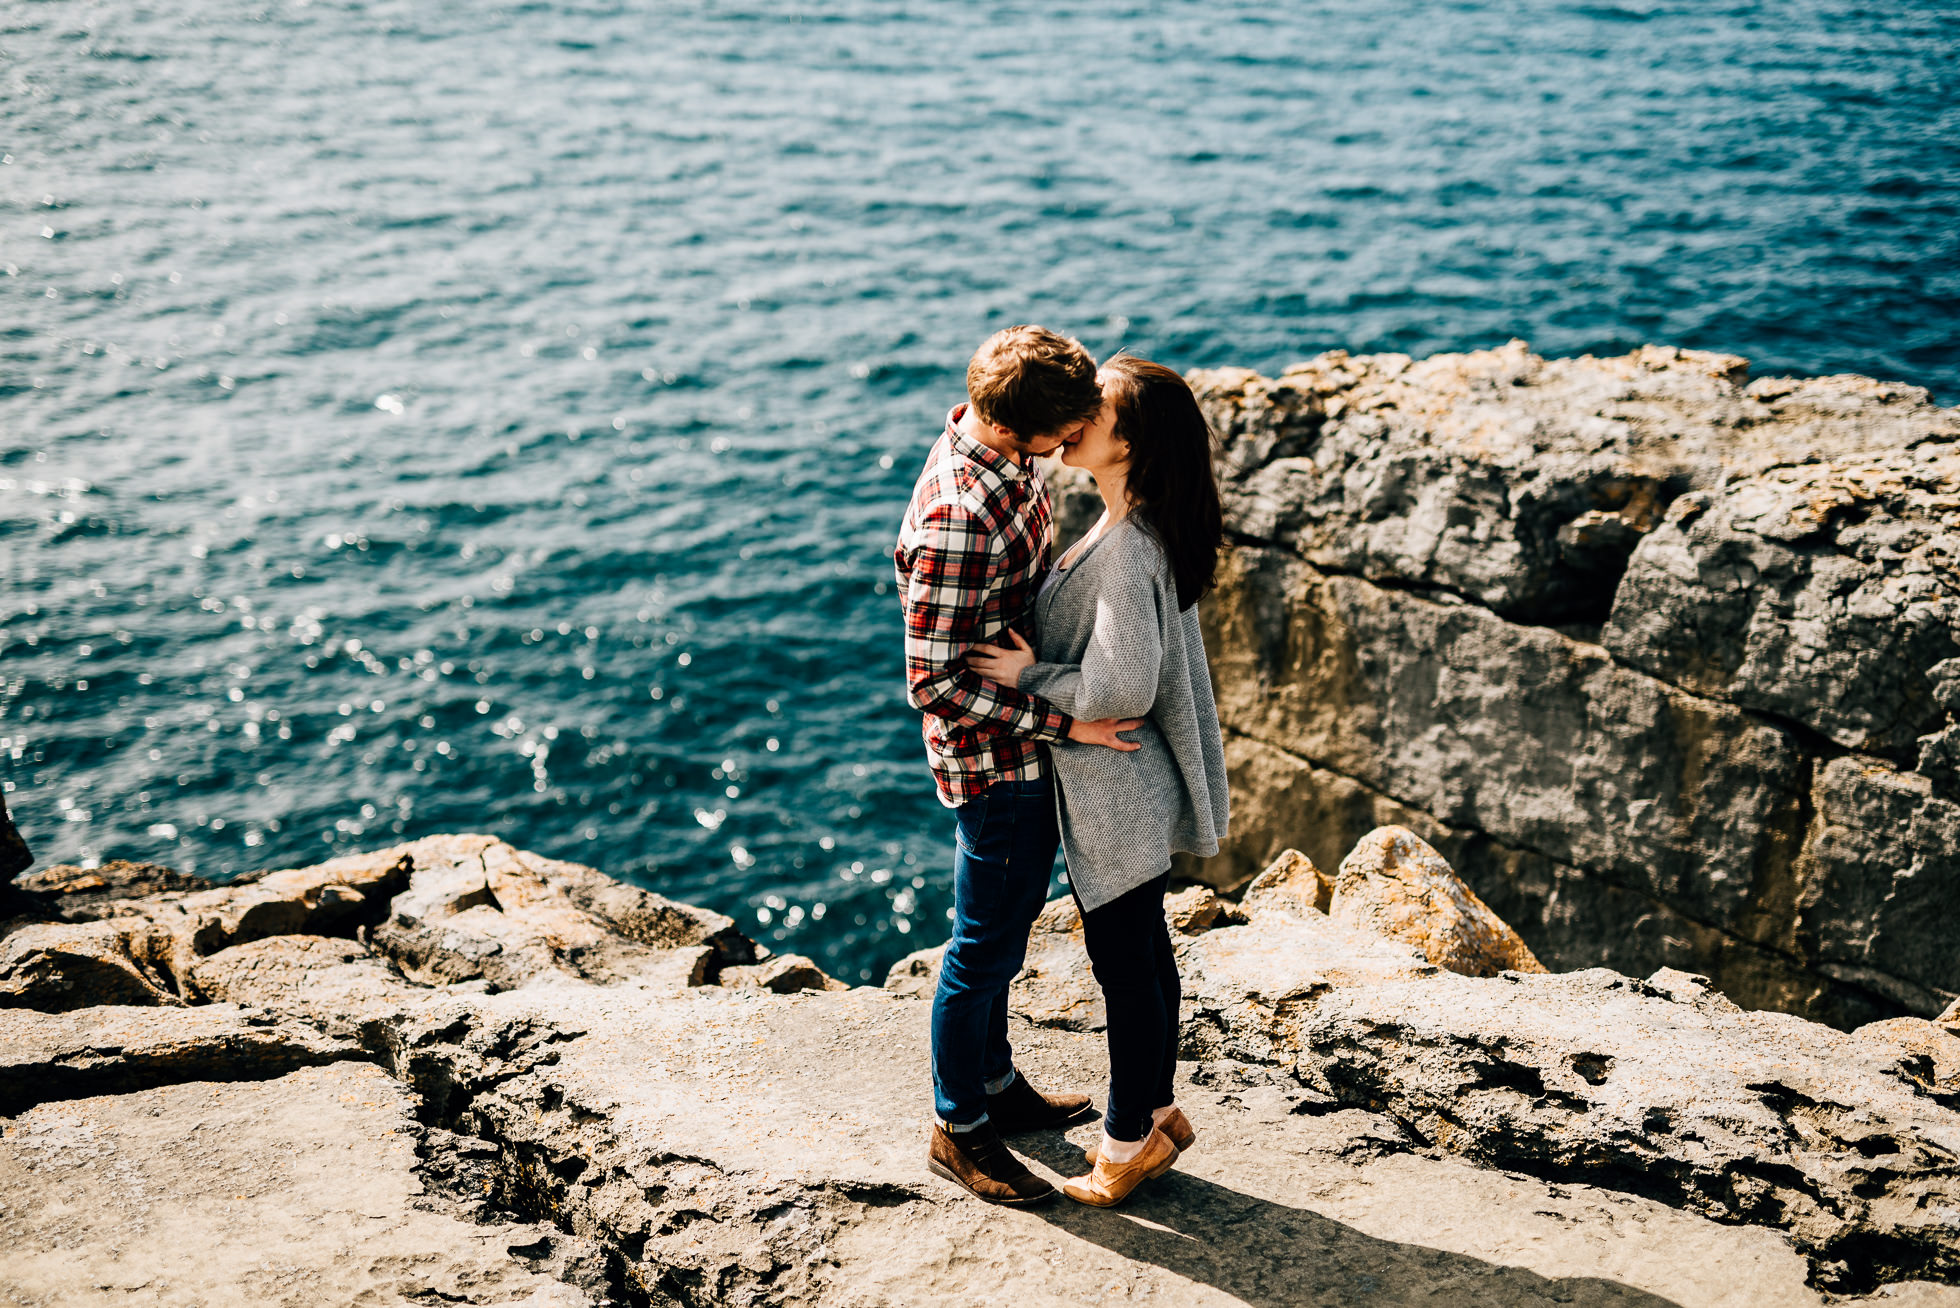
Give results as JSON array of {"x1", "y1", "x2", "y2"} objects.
[{"x1": 4, "y1": 0, "x2": 1956, "y2": 981}]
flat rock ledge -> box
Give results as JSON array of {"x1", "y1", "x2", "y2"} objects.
[{"x1": 4, "y1": 834, "x2": 1960, "y2": 1307}]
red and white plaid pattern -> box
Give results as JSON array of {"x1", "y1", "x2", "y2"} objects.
[{"x1": 895, "y1": 406, "x2": 1072, "y2": 807}]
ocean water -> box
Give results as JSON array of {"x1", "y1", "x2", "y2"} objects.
[{"x1": 4, "y1": 0, "x2": 1956, "y2": 983}]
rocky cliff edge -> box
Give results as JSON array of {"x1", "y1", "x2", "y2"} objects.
[
  {"x1": 1051, "y1": 343, "x2": 1960, "y2": 1031},
  {"x1": 4, "y1": 827, "x2": 1959, "y2": 1307}
]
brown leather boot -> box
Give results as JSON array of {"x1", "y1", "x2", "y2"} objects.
[
  {"x1": 987, "y1": 1072, "x2": 1093, "y2": 1135},
  {"x1": 1062, "y1": 1128, "x2": 1177, "y2": 1207},
  {"x1": 927, "y1": 1121, "x2": 1055, "y2": 1205},
  {"x1": 1083, "y1": 1105, "x2": 1195, "y2": 1167}
]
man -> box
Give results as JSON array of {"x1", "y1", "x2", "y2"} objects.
[{"x1": 894, "y1": 325, "x2": 1142, "y2": 1205}]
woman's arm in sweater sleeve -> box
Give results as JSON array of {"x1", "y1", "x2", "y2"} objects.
[{"x1": 1020, "y1": 546, "x2": 1162, "y2": 721}]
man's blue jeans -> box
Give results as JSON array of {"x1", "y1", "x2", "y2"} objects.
[{"x1": 930, "y1": 777, "x2": 1060, "y2": 1125}]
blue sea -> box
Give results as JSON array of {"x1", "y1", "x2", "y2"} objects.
[{"x1": 4, "y1": 0, "x2": 1956, "y2": 982}]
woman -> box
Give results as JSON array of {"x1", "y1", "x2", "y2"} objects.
[{"x1": 965, "y1": 355, "x2": 1229, "y2": 1207}]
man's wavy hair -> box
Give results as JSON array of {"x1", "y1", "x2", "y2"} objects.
[{"x1": 965, "y1": 325, "x2": 1102, "y2": 439}]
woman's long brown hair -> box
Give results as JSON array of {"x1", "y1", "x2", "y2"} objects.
[{"x1": 1102, "y1": 356, "x2": 1223, "y2": 610}]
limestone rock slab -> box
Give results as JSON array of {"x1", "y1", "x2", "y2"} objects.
[
  {"x1": 1009, "y1": 895, "x2": 1105, "y2": 1032},
  {"x1": 1603, "y1": 446, "x2": 1960, "y2": 759},
  {"x1": 924, "y1": 887, "x2": 1960, "y2": 1292},
  {"x1": 170, "y1": 844, "x2": 410, "y2": 944},
  {"x1": 370, "y1": 834, "x2": 750, "y2": 990},
  {"x1": 1207, "y1": 733, "x2": 1898, "y2": 1028},
  {"x1": 1163, "y1": 884, "x2": 1237, "y2": 934},
  {"x1": 1287, "y1": 967, "x2": 1960, "y2": 1294},
  {"x1": 882, "y1": 943, "x2": 945, "y2": 1002},
  {"x1": 1856, "y1": 1017, "x2": 1960, "y2": 1091},
  {"x1": 0, "y1": 919, "x2": 184, "y2": 1011},
  {"x1": 1801, "y1": 756, "x2": 1960, "y2": 1012},
  {"x1": 188, "y1": 934, "x2": 426, "y2": 1042},
  {"x1": 11, "y1": 836, "x2": 1960, "y2": 1301},
  {"x1": 1164, "y1": 346, "x2": 1960, "y2": 1030},
  {"x1": 1190, "y1": 344, "x2": 1957, "y2": 626},
  {"x1": 10, "y1": 859, "x2": 207, "y2": 922},
  {"x1": 1205, "y1": 546, "x2": 1811, "y2": 942},
  {"x1": 0, "y1": 1003, "x2": 363, "y2": 1115},
  {"x1": 50, "y1": 845, "x2": 419, "y2": 993},
  {"x1": 373, "y1": 979, "x2": 1913, "y2": 1308},
  {"x1": 0, "y1": 1062, "x2": 596, "y2": 1307},
  {"x1": 718, "y1": 952, "x2": 847, "y2": 993}
]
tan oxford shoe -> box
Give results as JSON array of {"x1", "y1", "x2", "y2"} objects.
[
  {"x1": 1083, "y1": 1105, "x2": 1195, "y2": 1168},
  {"x1": 926, "y1": 1121, "x2": 1055, "y2": 1206},
  {"x1": 1061, "y1": 1128, "x2": 1177, "y2": 1207}
]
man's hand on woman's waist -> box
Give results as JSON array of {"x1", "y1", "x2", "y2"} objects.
[{"x1": 1067, "y1": 717, "x2": 1143, "y2": 751}]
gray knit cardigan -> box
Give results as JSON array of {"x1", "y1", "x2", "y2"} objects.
[{"x1": 1020, "y1": 517, "x2": 1230, "y2": 912}]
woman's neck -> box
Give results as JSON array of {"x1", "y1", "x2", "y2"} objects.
[{"x1": 1092, "y1": 466, "x2": 1132, "y2": 522}]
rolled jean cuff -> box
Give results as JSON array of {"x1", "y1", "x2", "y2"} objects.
[
  {"x1": 983, "y1": 1069, "x2": 1017, "y2": 1096},
  {"x1": 940, "y1": 1113, "x2": 991, "y2": 1133}
]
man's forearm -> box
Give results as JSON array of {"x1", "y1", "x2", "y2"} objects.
[{"x1": 909, "y1": 664, "x2": 1072, "y2": 743}]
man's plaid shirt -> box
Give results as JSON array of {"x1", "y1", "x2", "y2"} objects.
[{"x1": 895, "y1": 406, "x2": 1073, "y2": 807}]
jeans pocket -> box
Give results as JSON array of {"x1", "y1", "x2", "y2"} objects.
[{"x1": 954, "y1": 792, "x2": 992, "y2": 855}]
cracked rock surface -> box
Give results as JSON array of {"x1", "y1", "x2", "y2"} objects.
[
  {"x1": 903, "y1": 838, "x2": 1960, "y2": 1297},
  {"x1": 1051, "y1": 343, "x2": 1960, "y2": 1030},
  {"x1": 0, "y1": 1003, "x2": 365, "y2": 1116},
  {"x1": 5, "y1": 834, "x2": 1959, "y2": 1306},
  {"x1": 0, "y1": 1061, "x2": 596, "y2": 1307}
]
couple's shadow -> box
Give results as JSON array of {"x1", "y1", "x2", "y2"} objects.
[{"x1": 1011, "y1": 1130, "x2": 1684, "y2": 1308}]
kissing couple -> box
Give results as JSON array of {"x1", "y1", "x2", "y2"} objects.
[{"x1": 892, "y1": 325, "x2": 1229, "y2": 1207}]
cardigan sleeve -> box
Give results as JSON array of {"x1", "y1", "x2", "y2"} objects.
[{"x1": 1020, "y1": 541, "x2": 1164, "y2": 721}]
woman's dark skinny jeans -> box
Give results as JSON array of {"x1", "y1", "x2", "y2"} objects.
[{"x1": 1077, "y1": 870, "x2": 1179, "y2": 1142}]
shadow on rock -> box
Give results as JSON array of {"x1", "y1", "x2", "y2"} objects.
[{"x1": 1010, "y1": 1132, "x2": 1687, "y2": 1308}]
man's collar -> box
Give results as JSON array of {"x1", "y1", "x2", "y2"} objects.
[{"x1": 947, "y1": 404, "x2": 1029, "y2": 482}]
